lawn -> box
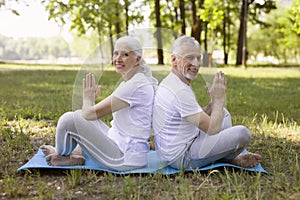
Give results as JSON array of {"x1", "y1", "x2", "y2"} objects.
[{"x1": 0, "y1": 63, "x2": 299, "y2": 199}]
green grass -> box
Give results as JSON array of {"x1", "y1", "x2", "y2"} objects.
[{"x1": 0, "y1": 64, "x2": 299, "y2": 199}]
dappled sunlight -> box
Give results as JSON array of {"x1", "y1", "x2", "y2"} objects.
[
  {"x1": 1, "y1": 118, "x2": 56, "y2": 138},
  {"x1": 248, "y1": 113, "x2": 300, "y2": 142}
]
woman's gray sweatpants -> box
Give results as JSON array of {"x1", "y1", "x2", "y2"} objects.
[
  {"x1": 170, "y1": 109, "x2": 251, "y2": 169},
  {"x1": 54, "y1": 110, "x2": 138, "y2": 171}
]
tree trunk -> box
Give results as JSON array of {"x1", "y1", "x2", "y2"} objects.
[
  {"x1": 190, "y1": 0, "x2": 204, "y2": 43},
  {"x1": 208, "y1": 28, "x2": 214, "y2": 67},
  {"x1": 223, "y1": 2, "x2": 229, "y2": 65},
  {"x1": 155, "y1": 0, "x2": 164, "y2": 65},
  {"x1": 179, "y1": 0, "x2": 186, "y2": 35},
  {"x1": 236, "y1": 0, "x2": 248, "y2": 66},
  {"x1": 94, "y1": 22, "x2": 105, "y2": 70},
  {"x1": 166, "y1": 0, "x2": 178, "y2": 39},
  {"x1": 115, "y1": 3, "x2": 121, "y2": 38},
  {"x1": 109, "y1": 23, "x2": 114, "y2": 63},
  {"x1": 124, "y1": 0, "x2": 129, "y2": 35},
  {"x1": 204, "y1": 22, "x2": 208, "y2": 51}
]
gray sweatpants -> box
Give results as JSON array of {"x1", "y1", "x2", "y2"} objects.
[
  {"x1": 170, "y1": 109, "x2": 251, "y2": 169},
  {"x1": 54, "y1": 110, "x2": 139, "y2": 171}
]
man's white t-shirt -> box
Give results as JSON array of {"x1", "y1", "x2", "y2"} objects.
[
  {"x1": 108, "y1": 72, "x2": 155, "y2": 166},
  {"x1": 153, "y1": 72, "x2": 203, "y2": 163}
]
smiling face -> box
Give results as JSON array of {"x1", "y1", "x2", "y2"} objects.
[
  {"x1": 172, "y1": 43, "x2": 201, "y2": 83},
  {"x1": 113, "y1": 41, "x2": 140, "y2": 76}
]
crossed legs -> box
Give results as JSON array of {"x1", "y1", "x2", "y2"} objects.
[
  {"x1": 187, "y1": 125, "x2": 262, "y2": 169},
  {"x1": 40, "y1": 110, "x2": 125, "y2": 169},
  {"x1": 40, "y1": 144, "x2": 85, "y2": 166},
  {"x1": 171, "y1": 109, "x2": 262, "y2": 169}
]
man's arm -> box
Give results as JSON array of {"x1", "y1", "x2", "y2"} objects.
[
  {"x1": 185, "y1": 72, "x2": 226, "y2": 135},
  {"x1": 202, "y1": 101, "x2": 212, "y2": 116}
]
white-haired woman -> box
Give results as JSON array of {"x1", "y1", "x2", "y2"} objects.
[{"x1": 41, "y1": 36, "x2": 157, "y2": 171}]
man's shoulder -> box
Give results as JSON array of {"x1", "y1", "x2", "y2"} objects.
[{"x1": 159, "y1": 72, "x2": 187, "y2": 92}]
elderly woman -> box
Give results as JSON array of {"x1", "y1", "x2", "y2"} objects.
[{"x1": 41, "y1": 36, "x2": 157, "y2": 171}]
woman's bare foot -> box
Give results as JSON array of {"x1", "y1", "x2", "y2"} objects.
[
  {"x1": 46, "y1": 153, "x2": 86, "y2": 166},
  {"x1": 40, "y1": 145, "x2": 56, "y2": 156},
  {"x1": 225, "y1": 153, "x2": 262, "y2": 168}
]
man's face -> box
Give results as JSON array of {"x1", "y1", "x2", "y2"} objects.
[{"x1": 172, "y1": 43, "x2": 201, "y2": 81}]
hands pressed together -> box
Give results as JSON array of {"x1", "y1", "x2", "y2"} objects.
[{"x1": 206, "y1": 71, "x2": 226, "y2": 104}]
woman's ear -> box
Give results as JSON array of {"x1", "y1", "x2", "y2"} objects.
[{"x1": 135, "y1": 56, "x2": 141, "y2": 65}]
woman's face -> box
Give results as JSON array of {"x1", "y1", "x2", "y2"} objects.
[{"x1": 113, "y1": 41, "x2": 139, "y2": 75}]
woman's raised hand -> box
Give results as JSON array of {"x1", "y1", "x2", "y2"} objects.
[{"x1": 82, "y1": 73, "x2": 101, "y2": 103}]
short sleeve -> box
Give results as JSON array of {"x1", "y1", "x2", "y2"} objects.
[
  {"x1": 175, "y1": 88, "x2": 203, "y2": 117},
  {"x1": 113, "y1": 73, "x2": 151, "y2": 107}
]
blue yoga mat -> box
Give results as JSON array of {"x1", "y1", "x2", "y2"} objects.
[{"x1": 18, "y1": 149, "x2": 267, "y2": 174}]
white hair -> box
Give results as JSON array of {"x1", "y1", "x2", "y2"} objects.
[
  {"x1": 171, "y1": 35, "x2": 200, "y2": 55},
  {"x1": 115, "y1": 36, "x2": 158, "y2": 87}
]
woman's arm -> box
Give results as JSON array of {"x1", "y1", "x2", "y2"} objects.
[{"x1": 82, "y1": 73, "x2": 128, "y2": 120}]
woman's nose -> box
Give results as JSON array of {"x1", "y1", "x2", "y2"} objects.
[{"x1": 114, "y1": 54, "x2": 122, "y2": 61}]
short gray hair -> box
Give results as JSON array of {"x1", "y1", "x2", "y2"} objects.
[{"x1": 171, "y1": 35, "x2": 200, "y2": 54}]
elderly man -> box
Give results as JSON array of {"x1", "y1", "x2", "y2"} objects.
[{"x1": 153, "y1": 35, "x2": 261, "y2": 169}]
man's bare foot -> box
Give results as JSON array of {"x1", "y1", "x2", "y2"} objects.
[
  {"x1": 225, "y1": 153, "x2": 262, "y2": 168},
  {"x1": 46, "y1": 153, "x2": 85, "y2": 166},
  {"x1": 40, "y1": 145, "x2": 56, "y2": 156}
]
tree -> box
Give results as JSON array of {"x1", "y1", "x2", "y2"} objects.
[
  {"x1": 0, "y1": 0, "x2": 26, "y2": 15},
  {"x1": 179, "y1": 0, "x2": 186, "y2": 34},
  {"x1": 289, "y1": 0, "x2": 300, "y2": 35},
  {"x1": 155, "y1": 0, "x2": 164, "y2": 65},
  {"x1": 248, "y1": 8, "x2": 300, "y2": 63},
  {"x1": 190, "y1": 0, "x2": 204, "y2": 43},
  {"x1": 236, "y1": 0, "x2": 276, "y2": 66},
  {"x1": 199, "y1": 0, "x2": 224, "y2": 67},
  {"x1": 43, "y1": 0, "x2": 144, "y2": 54}
]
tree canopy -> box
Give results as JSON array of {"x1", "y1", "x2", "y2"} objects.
[{"x1": 2, "y1": 0, "x2": 299, "y2": 65}]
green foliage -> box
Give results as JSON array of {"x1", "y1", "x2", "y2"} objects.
[
  {"x1": 199, "y1": 0, "x2": 224, "y2": 29},
  {"x1": 289, "y1": 0, "x2": 300, "y2": 34},
  {"x1": 248, "y1": 7, "x2": 300, "y2": 63},
  {"x1": 43, "y1": 0, "x2": 145, "y2": 44}
]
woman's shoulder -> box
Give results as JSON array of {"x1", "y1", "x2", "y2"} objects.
[{"x1": 128, "y1": 72, "x2": 151, "y2": 85}]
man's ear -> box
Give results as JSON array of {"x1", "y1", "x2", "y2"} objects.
[{"x1": 171, "y1": 54, "x2": 177, "y2": 66}]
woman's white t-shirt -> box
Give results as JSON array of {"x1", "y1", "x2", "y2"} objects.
[{"x1": 108, "y1": 72, "x2": 155, "y2": 166}]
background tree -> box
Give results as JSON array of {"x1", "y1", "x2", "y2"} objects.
[
  {"x1": 190, "y1": 0, "x2": 204, "y2": 43},
  {"x1": 289, "y1": 0, "x2": 300, "y2": 35},
  {"x1": 221, "y1": 1, "x2": 240, "y2": 65},
  {"x1": 248, "y1": 8, "x2": 300, "y2": 63},
  {"x1": 236, "y1": 0, "x2": 276, "y2": 66},
  {"x1": 0, "y1": 35, "x2": 70, "y2": 60},
  {"x1": 154, "y1": 0, "x2": 164, "y2": 65},
  {"x1": 0, "y1": 0, "x2": 26, "y2": 15},
  {"x1": 43, "y1": 0, "x2": 144, "y2": 56},
  {"x1": 199, "y1": 0, "x2": 224, "y2": 67}
]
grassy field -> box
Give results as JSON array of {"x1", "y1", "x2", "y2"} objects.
[{"x1": 0, "y1": 64, "x2": 299, "y2": 199}]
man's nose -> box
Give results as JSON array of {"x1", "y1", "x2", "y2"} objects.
[{"x1": 191, "y1": 57, "x2": 200, "y2": 66}]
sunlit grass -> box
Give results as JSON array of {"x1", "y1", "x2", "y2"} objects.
[{"x1": 0, "y1": 64, "x2": 299, "y2": 199}]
